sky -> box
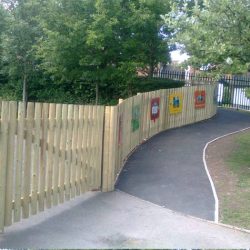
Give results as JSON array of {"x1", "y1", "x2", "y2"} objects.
[{"x1": 170, "y1": 50, "x2": 189, "y2": 64}]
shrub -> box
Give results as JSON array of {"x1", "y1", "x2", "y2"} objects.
[{"x1": 134, "y1": 77, "x2": 185, "y2": 93}]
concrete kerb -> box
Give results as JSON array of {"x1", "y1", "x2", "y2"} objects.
[{"x1": 202, "y1": 126, "x2": 250, "y2": 226}]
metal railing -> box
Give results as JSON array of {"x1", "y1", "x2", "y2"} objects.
[{"x1": 153, "y1": 70, "x2": 250, "y2": 110}]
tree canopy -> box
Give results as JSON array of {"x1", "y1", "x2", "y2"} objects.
[
  {"x1": 0, "y1": 0, "x2": 171, "y2": 104},
  {"x1": 164, "y1": 0, "x2": 250, "y2": 73}
]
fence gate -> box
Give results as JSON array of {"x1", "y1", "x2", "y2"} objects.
[{"x1": 217, "y1": 75, "x2": 250, "y2": 110}]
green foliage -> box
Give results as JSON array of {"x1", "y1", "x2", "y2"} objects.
[
  {"x1": 1, "y1": 0, "x2": 47, "y2": 103},
  {"x1": 0, "y1": 0, "x2": 172, "y2": 104},
  {"x1": 164, "y1": 0, "x2": 250, "y2": 74},
  {"x1": 0, "y1": 82, "x2": 21, "y2": 101},
  {"x1": 134, "y1": 77, "x2": 185, "y2": 93},
  {"x1": 0, "y1": 3, "x2": 9, "y2": 77},
  {"x1": 246, "y1": 88, "x2": 250, "y2": 99},
  {"x1": 36, "y1": 0, "x2": 171, "y2": 103}
]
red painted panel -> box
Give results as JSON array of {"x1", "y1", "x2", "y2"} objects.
[
  {"x1": 151, "y1": 97, "x2": 160, "y2": 121},
  {"x1": 195, "y1": 90, "x2": 206, "y2": 108}
]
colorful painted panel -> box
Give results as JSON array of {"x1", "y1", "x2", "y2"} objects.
[
  {"x1": 151, "y1": 97, "x2": 160, "y2": 122},
  {"x1": 131, "y1": 105, "x2": 140, "y2": 132},
  {"x1": 195, "y1": 90, "x2": 206, "y2": 108},
  {"x1": 169, "y1": 93, "x2": 183, "y2": 114}
]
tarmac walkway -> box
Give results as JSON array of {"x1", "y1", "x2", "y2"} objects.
[
  {"x1": 116, "y1": 108, "x2": 250, "y2": 221},
  {"x1": 1, "y1": 108, "x2": 250, "y2": 248},
  {"x1": 1, "y1": 191, "x2": 250, "y2": 248}
]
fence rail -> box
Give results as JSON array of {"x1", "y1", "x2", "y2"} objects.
[
  {"x1": 153, "y1": 70, "x2": 215, "y2": 84},
  {"x1": 0, "y1": 84, "x2": 217, "y2": 231}
]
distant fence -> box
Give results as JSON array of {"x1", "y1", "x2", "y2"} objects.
[
  {"x1": 153, "y1": 70, "x2": 215, "y2": 84},
  {"x1": 0, "y1": 84, "x2": 217, "y2": 231},
  {"x1": 154, "y1": 70, "x2": 250, "y2": 110}
]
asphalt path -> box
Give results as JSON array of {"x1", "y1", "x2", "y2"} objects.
[
  {"x1": 116, "y1": 108, "x2": 250, "y2": 221},
  {"x1": 1, "y1": 191, "x2": 250, "y2": 248}
]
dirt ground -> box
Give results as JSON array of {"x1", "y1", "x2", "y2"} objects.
[{"x1": 206, "y1": 129, "x2": 250, "y2": 229}]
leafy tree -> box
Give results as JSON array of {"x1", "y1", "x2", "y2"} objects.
[
  {"x1": 0, "y1": 4, "x2": 9, "y2": 84},
  {"x1": 37, "y1": 0, "x2": 171, "y2": 104},
  {"x1": 124, "y1": 0, "x2": 171, "y2": 76},
  {"x1": 37, "y1": 0, "x2": 127, "y2": 103},
  {"x1": 1, "y1": 0, "x2": 172, "y2": 104},
  {"x1": 0, "y1": 0, "x2": 46, "y2": 104},
  {"x1": 164, "y1": 0, "x2": 250, "y2": 73}
]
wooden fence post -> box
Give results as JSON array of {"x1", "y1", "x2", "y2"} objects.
[
  {"x1": 0, "y1": 102, "x2": 9, "y2": 232},
  {"x1": 102, "y1": 106, "x2": 118, "y2": 192},
  {"x1": 5, "y1": 102, "x2": 17, "y2": 226}
]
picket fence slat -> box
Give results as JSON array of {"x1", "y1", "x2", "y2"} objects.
[
  {"x1": 53, "y1": 104, "x2": 62, "y2": 206},
  {"x1": 76, "y1": 106, "x2": 84, "y2": 196},
  {"x1": 39, "y1": 103, "x2": 49, "y2": 211},
  {"x1": 31, "y1": 103, "x2": 41, "y2": 215},
  {"x1": 89, "y1": 105, "x2": 95, "y2": 189},
  {"x1": 0, "y1": 102, "x2": 9, "y2": 231},
  {"x1": 70, "y1": 105, "x2": 79, "y2": 198},
  {"x1": 80, "y1": 106, "x2": 88, "y2": 193},
  {"x1": 59, "y1": 104, "x2": 68, "y2": 203},
  {"x1": 102, "y1": 106, "x2": 111, "y2": 192},
  {"x1": 5, "y1": 102, "x2": 17, "y2": 226},
  {"x1": 23, "y1": 103, "x2": 34, "y2": 219},
  {"x1": 46, "y1": 104, "x2": 56, "y2": 208},
  {"x1": 75, "y1": 105, "x2": 81, "y2": 191},
  {"x1": 85, "y1": 106, "x2": 92, "y2": 190},
  {"x1": 14, "y1": 102, "x2": 25, "y2": 222},
  {"x1": 65, "y1": 105, "x2": 74, "y2": 201}
]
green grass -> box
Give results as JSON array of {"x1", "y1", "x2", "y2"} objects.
[
  {"x1": 228, "y1": 133, "x2": 250, "y2": 187},
  {"x1": 222, "y1": 132, "x2": 250, "y2": 229}
]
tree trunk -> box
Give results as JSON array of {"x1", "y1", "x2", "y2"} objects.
[
  {"x1": 95, "y1": 82, "x2": 99, "y2": 105},
  {"x1": 149, "y1": 62, "x2": 154, "y2": 78},
  {"x1": 22, "y1": 73, "x2": 27, "y2": 114}
]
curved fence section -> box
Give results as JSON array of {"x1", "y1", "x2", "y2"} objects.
[
  {"x1": 0, "y1": 84, "x2": 217, "y2": 231},
  {"x1": 102, "y1": 84, "x2": 217, "y2": 191}
]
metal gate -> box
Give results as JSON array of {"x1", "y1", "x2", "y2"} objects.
[{"x1": 217, "y1": 75, "x2": 250, "y2": 110}]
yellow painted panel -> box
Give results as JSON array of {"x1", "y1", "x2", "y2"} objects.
[{"x1": 169, "y1": 93, "x2": 183, "y2": 114}]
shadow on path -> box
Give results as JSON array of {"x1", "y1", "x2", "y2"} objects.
[
  {"x1": 1, "y1": 191, "x2": 250, "y2": 248},
  {"x1": 116, "y1": 108, "x2": 250, "y2": 221}
]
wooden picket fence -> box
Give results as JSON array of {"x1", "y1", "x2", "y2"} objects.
[
  {"x1": 0, "y1": 102, "x2": 104, "y2": 232},
  {"x1": 0, "y1": 84, "x2": 217, "y2": 231}
]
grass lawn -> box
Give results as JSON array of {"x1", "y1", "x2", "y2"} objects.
[{"x1": 222, "y1": 131, "x2": 250, "y2": 229}]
